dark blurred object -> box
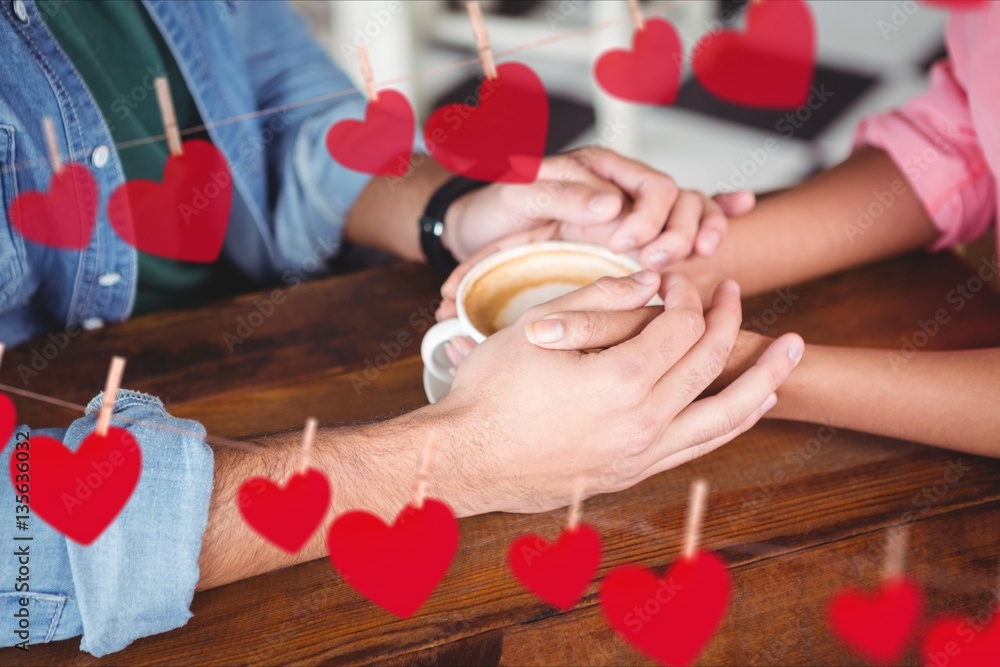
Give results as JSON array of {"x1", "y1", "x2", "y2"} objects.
[
  {"x1": 430, "y1": 76, "x2": 595, "y2": 154},
  {"x1": 675, "y1": 64, "x2": 877, "y2": 142},
  {"x1": 446, "y1": 0, "x2": 542, "y2": 17},
  {"x1": 718, "y1": 0, "x2": 750, "y2": 22}
]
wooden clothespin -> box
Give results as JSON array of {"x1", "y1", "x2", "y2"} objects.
[
  {"x1": 297, "y1": 418, "x2": 319, "y2": 475},
  {"x1": 357, "y1": 46, "x2": 379, "y2": 102},
  {"x1": 883, "y1": 525, "x2": 909, "y2": 581},
  {"x1": 683, "y1": 479, "x2": 709, "y2": 560},
  {"x1": 628, "y1": 0, "x2": 645, "y2": 31},
  {"x1": 466, "y1": 1, "x2": 498, "y2": 80},
  {"x1": 0, "y1": 342, "x2": 5, "y2": 372},
  {"x1": 42, "y1": 117, "x2": 64, "y2": 174},
  {"x1": 411, "y1": 433, "x2": 435, "y2": 509},
  {"x1": 154, "y1": 76, "x2": 184, "y2": 157},
  {"x1": 95, "y1": 356, "x2": 126, "y2": 438}
]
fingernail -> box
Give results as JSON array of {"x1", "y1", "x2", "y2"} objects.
[
  {"x1": 760, "y1": 393, "x2": 778, "y2": 415},
  {"x1": 722, "y1": 278, "x2": 741, "y2": 297},
  {"x1": 647, "y1": 251, "x2": 669, "y2": 269},
  {"x1": 452, "y1": 337, "x2": 476, "y2": 356},
  {"x1": 634, "y1": 269, "x2": 659, "y2": 285},
  {"x1": 589, "y1": 193, "x2": 619, "y2": 215},
  {"x1": 612, "y1": 235, "x2": 636, "y2": 252},
  {"x1": 526, "y1": 318, "x2": 564, "y2": 344},
  {"x1": 700, "y1": 230, "x2": 721, "y2": 253},
  {"x1": 788, "y1": 337, "x2": 805, "y2": 364}
]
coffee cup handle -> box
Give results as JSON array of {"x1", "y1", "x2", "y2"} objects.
[{"x1": 421, "y1": 318, "x2": 466, "y2": 385}]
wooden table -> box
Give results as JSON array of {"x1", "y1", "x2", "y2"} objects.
[{"x1": 3, "y1": 251, "x2": 1000, "y2": 666}]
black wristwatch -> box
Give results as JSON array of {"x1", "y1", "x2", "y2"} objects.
[{"x1": 420, "y1": 176, "x2": 489, "y2": 276}]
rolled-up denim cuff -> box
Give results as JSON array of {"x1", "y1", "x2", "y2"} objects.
[{"x1": 65, "y1": 390, "x2": 214, "y2": 657}]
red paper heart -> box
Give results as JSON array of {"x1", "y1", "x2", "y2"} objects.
[
  {"x1": 600, "y1": 550, "x2": 731, "y2": 667},
  {"x1": 238, "y1": 468, "x2": 331, "y2": 554},
  {"x1": 326, "y1": 89, "x2": 414, "y2": 177},
  {"x1": 327, "y1": 498, "x2": 458, "y2": 618},
  {"x1": 922, "y1": 0, "x2": 988, "y2": 9},
  {"x1": 424, "y1": 62, "x2": 548, "y2": 184},
  {"x1": 509, "y1": 523, "x2": 602, "y2": 611},
  {"x1": 826, "y1": 576, "x2": 924, "y2": 665},
  {"x1": 692, "y1": 0, "x2": 815, "y2": 109},
  {"x1": 923, "y1": 613, "x2": 1000, "y2": 667},
  {"x1": 594, "y1": 18, "x2": 683, "y2": 106},
  {"x1": 107, "y1": 140, "x2": 232, "y2": 263},
  {"x1": 10, "y1": 427, "x2": 142, "y2": 545},
  {"x1": 0, "y1": 394, "x2": 15, "y2": 453},
  {"x1": 8, "y1": 164, "x2": 98, "y2": 250}
]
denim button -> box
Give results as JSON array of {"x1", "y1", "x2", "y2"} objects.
[
  {"x1": 82, "y1": 317, "x2": 105, "y2": 330},
  {"x1": 97, "y1": 273, "x2": 121, "y2": 287},
  {"x1": 13, "y1": 0, "x2": 28, "y2": 23},
  {"x1": 92, "y1": 145, "x2": 110, "y2": 168}
]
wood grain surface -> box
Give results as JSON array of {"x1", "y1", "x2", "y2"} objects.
[{"x1": 2, "y1": 251, "x2": 999, "y2": 666}]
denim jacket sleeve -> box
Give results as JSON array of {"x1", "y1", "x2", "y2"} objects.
[
  {"x1": 230, "y1": 0, "x2": 396, "y2": 272},
  {"x1": 0, "y1": 390, "x2": 214, "y2": 657}
]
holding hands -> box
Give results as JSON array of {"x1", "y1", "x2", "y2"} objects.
[{"x1": 435, "y1": 271, "x2": 802, "y2": 515}]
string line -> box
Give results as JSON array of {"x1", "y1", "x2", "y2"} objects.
[
  {"x1": 0, "y1": 381, "x2": 263, "y2": 452},
  {"x1": 0, "y1": 2, "x2": 699, "y2": 447},
  {"x1": 0, "y1": 5, "x2": 697, "y2": 176}
]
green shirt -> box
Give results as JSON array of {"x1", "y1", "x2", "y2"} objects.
[{"x1": 42, "y1": 0, "x2": 246, "y2": 314}]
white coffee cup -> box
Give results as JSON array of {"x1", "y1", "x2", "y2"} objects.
[{"x1": 421, "y1": 241, "x2": 646, "y2": 397}]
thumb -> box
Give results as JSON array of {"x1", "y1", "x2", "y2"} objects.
[{"x1": 713, "y1": 190, "x2": 756, "y2": 217}]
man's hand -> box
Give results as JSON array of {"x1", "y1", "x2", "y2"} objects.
[
  {"x1": 432, "y1": 271, "x2": 803, "y2": 514},
  {"x1": 199, "y1": 273, "x2": 800, "y2": 590},
  {"x1": 442, "y1": 147, "x2": 754, "y2": 264}
]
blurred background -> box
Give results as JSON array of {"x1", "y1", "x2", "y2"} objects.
[{"x1": 293, "y1": 0, "x2": 949, "y2": 196}]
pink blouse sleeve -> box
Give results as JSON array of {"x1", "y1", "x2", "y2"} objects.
[{"x1": 855, "y1": 60, "x2": 997, "y2": 251}]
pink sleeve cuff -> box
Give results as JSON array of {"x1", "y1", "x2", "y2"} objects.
[{"x1": 854, "y1": 62, "x2": 996, "y2": 251}]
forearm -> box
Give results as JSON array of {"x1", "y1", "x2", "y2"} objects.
[
  {"x1": 711, "y1": 147, "x2": 939, "y2": 296},
  {"x1": 344, "y1": 157, "x2": 453, "y2": 262},
  {"x1": 771, "y1": 343, "x2": 1000, "y2": 456},
  {"x1": 197, "y1": 402, "x2": 472, "y2": 591}
]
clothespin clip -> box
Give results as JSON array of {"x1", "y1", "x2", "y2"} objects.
[
  {"x1": 95, "y1": 356, "x2": 127, "y2": 438},
  {"x1": 154, "y1": 76, "x2": 183, "y2": 157},
  {"x1": 357, "y1": 46, "x2": 379, "y2": 102},
  {"x1": 683, "y1": 479, "x2": 709, "y2": 560},
  {"x1": 466, "y1": 1, "x2": 498, "y2": 80},
  {"x1": 42, "y1": 117, "x2": 64, "y2": 174},
  {"x1": 628, "y1": 0, "x2": 645, "y2": 31}
]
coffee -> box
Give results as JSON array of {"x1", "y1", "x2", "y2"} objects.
[{"x1": 462, "y1": 249, "x2": 636, "y2": 335}]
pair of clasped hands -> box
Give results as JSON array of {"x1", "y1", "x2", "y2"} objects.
[{"x1": 424, "y1": 148, "x2": 803, "y2": 514}]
